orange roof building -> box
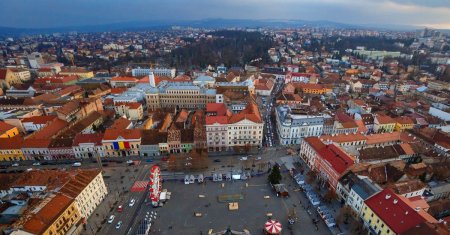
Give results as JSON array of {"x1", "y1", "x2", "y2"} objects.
[{"x1": 20, "y1": 193, "x2": 81, "y2": 235}]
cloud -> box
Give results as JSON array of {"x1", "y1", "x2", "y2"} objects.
[{"x1": 0, "y1": 0, "x2": 449, "y2": 28}]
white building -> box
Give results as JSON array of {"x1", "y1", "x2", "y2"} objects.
[
  {"x1": 60, "y1": 169, "x2": 108, "y2": 220},
  {"x1": 72, "y1": 133, "x2": 105, "y2": 158},
  {"x1": 276, "y1": 105, "x2": 325, "y2": 145},
  {"x1": 132, "y1": 67, "x2": 176, "y2": 78},
  {"x1": 299, "y1": 136, "x2": 325, "y2": 170},
  {"x1": 205, "y1": 103, "x2": 263, "y2": 151},
  {"x1": 346, "y1": 177, "x2": 381, "y2": 215}
]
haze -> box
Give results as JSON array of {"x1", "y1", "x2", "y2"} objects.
[{"x1": 0, "y1": 0, "x2": 450, "y2": 29}]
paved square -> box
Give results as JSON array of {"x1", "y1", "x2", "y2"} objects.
[{"x1": 150, "y1": 173, "x2": 331, "y2": 235}]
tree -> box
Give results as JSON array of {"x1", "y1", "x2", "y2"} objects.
[
  {"x1": 305, "y1": 170, "x2": 317, "y2": 184},
  {"x1": 350, "y1": 218, "x2": 366, "y2": 235},
  {"x1": 323, "y1": 190, "x2": 338, "y2": 203},
  {"x1": 336, "y1": 206, "x2": 354, "y2": 225},
  {"x1": 268, "y1": 165, "x2": 282, "y2": 185}
]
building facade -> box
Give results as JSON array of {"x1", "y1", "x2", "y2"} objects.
[
  {"x1": 275, "y1": 105, "x2": 324, "y2": 145},
  {"x1": 146, "y1": 81, "x2": 217, "y2": 111}
]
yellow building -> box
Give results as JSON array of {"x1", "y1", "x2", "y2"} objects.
[
  {"x1": 295, "y1": 83, "x2": 331, "y2": 95},
  {"x1": 0, "y1": 136, "x2": 25, "y2": 161},
  {"x1": 362, "y1": 189, "x2": 437, "y2": 235},
  {"x1": 102, "y1": 129, "x2": 142, "y2": 157},
  {"x1": 0, "y1": 121, "x2": 20, "y2": 138},
  {"x1": 394, "y1": 117, "x2": 414, "y2": 132},
  {"x1": 0, "y1": 68, "x2": 21, "y2": 89},
  {"x1": 60, "y1": 169, "x2": 108, "y2": 220},
  {"x1": 59, "y1": 67, "x2": 94, "y2": 79},
  {"x1": 20, "y1": 193, "x2": 82, "y2": 235},
  {"x1": 374, "y1": 115, "x2": 396, "y2": 133}
]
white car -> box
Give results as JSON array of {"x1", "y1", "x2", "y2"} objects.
[
  {"x1": 256, "y1": 157, "x2": 262, "y2": 161},
  {"x1": 115, "y1": 221, "x2": 123, "y2": 229},
  {"x1": 32, "y1": 162, "x2": 41, "y2": 166},
  {"x1": 72, "y1": 162, "x2": 81, "y2": 167},
  {"x1": 107, "y1": 215, "x2": 115, "y2": 224},
  {"x1": 11, "y1": 163, "x2": 19, "y2": 167},
  {"x1": 129, "y1": 198, "x2": 136, "y2": 207},
  {"x1": 240, "y1": 157, "x2": 248, "y2": 161}
]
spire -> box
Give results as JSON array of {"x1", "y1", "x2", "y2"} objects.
[{"x1": 149, "y1": 70, "x2": 155, "y2": 87}]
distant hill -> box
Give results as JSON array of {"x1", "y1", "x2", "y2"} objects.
[{"x1": 0, "y1": 18, "x2": 439, "y2": 37}]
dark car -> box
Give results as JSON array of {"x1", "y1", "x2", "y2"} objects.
[{"x1": 213, "y1": 159, "x2": 221, "y2": 163}]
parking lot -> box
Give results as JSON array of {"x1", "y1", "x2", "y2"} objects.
[{"x1": 148, "y1": 170, "x2": 331, "y2": 235}]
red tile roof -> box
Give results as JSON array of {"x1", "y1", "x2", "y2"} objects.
[
  {"x1": 321, "y1": 133, "x2": 368, "y2": 143},
  {"x1": 28, "y1": 119, "x2": 68, "y2": 140},
  {"x1": 365, "y1": 189, "x2": 436, "y2": 234},
  {"x1": 21, "y1": 115, "x2": 57, "y2": 125},
  {"x1": 206, "y1": 103, "x2": 229, "y2": 116},
  {"x1": 22, "y1": 193, "x2": 74, "y2": 234},
  {"x1": 366, "y1": 132, "x2": 402, "y2": 145},
  {"x1": 318, "y1": 144, "x2": 354, "y2": 174},
  {"x1": 206, "y1": 116, "x2": 229, "y2": 125},
  {"x1": 294, "y1": 83, "x2": 325, "y2": 90},
  {"x1": 396, "y1": 116, "x2": 414, "y2": 125},
  {"x1": 110, "y1": 117, "x2": 132, "y2": 129},
  {"x1": 103, "y1": 128, "x2": 141, "y2": 140},
  {"x1": 111, "y1": 76, "x2": 136, "y2": 82},
  {"x1": 228, "y1": 103, "x2": 262, "y2": 124},
  {"x1": 23, "y1": 138, "x2": 52, "y2": 148},
  {"x1": 111, "y1": 87, "x2": 128, "y2": 94},
  {"x1": 304, "y1": 137, "x2": 326, "y2": 152},
  {"x1": 376, "y1": 114, "x2": 396, "y2": 124},
  {"x1": 72, "y1": 132, "x2": 104, "y2": 146},
  {"x1": 0, "y1": 136, "x2": 23, "y2": 149},
  {"x1": 0, "y1": 121, "x2": 17, "y2": 133},
  {"x1": 115, "y1": 102, "x2": 142, "y2": 109},
  {"x1": 57, "y1": 85, "x2": 82, "y2": 96},
  {"x1": 0, "y1": 69, "x2": 10, "y2": 80}
]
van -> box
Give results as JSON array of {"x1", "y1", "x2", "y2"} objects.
[
  {"x1": 107, "y1": 215, "x2": 115, "y2": 224},
  {"x1": 72, "y1": 162, "x2": 81, "y2": 167},
  {"x1": 198, "y1": 174, "x2": 204, "y2": 183}
]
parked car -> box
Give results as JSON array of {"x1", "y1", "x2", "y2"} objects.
[
  {"x1": 126, "y1": 160, "x2": 133, "y2": 165},
  {"x1": 11, "y1": 163, "x2": 19, "y2": 167},
  {"x1": 32, "y1": 162, "x2": 41, "y2": 166},
  {"x1": 72, "y1": 162, "x2": 81, "y2": 167},
  {"x1": 107, "y1": 215, "x2": 115, "y2": 224},
  {"x1": 117, "y1": 205, "x2": 123, "y2": 212},
  {"x1": 115, "y1": 221, "x2": 122, "y2": 229},
  {"x1": 129, "y1": 198, "x2": 136, "y2": 207},
  {"x1": 213, "y1": 159, "x2": 221, "y2": 163},
  {"x1": 161, "y1": 157, "x2": 169, "y2": 161}
]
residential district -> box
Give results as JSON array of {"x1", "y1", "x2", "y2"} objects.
[{"x1": 0, "y1": 27, "x2": 449, "y2": 235}]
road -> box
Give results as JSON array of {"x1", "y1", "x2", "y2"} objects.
[{"x1": 96, "y1": 164, "x2": 150, "y2": 235}]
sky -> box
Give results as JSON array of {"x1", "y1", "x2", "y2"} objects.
[{"x1": 0, "y1": 0, "x2": 449, "y2": 29}]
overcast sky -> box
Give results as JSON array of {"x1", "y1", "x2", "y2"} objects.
[{"x1": 0, "y1": 0, "x2": 449, "y2": 29}]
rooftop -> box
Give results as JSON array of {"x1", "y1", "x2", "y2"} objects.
[
  {"x1": 365, "y1": 188, "x2": 437, "y2": 234},
  {"x1": 21, "y1": 194, "x2": 74, "y2": 234}
]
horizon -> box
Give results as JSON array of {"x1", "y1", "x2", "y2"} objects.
[{"x1": 0, "y1": 0, "x2": 449, "y2": 29}]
